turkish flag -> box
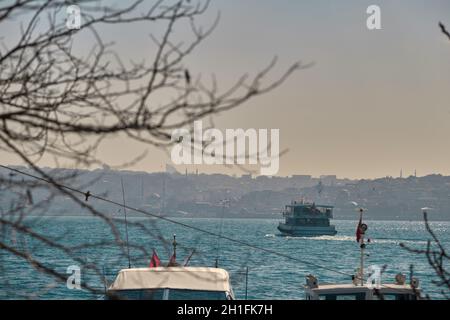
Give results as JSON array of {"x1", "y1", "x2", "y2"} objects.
[
  {"x1": 168, "y1": 253, "x2": 176, "y2": 266},
  {"x1": 356, "y1": 216, "x2": 363, "y2": 243},
  {"x1": 149, "y1": 249, "x2": 161, "y2": 268}
]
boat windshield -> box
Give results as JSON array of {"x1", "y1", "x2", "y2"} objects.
[
  {"x1": 373, "y1": 293, "x2": 418, "y2": 300},
  {"x1": 107, "y1": 288, "x2": 228, "y2": 300},
  {"x1": 317, "y1": 292, "x2": 367, "y2": 300}
]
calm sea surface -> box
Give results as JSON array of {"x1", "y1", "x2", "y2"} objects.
[{"x1": 1, "y1": 217, "x2": 449, "y2": 299}]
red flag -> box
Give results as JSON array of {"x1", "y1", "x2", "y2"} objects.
[
  {"x1": 168, "y1": 253, "x2": 176, "y2": 266},
  {"x1": 149, "y1": 249, "x2": 161, "y2": 268},
  {"x1": 356, "y1": 215, "x2": 363, "y2": 243}
]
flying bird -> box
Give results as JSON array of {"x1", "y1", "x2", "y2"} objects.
[{"x1": 184, "y1": 69, "x2": 191, "y2": 85}]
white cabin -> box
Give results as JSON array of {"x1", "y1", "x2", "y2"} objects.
[{"x1": 304, "y1": 275, "x2": 421, "y2": 300}]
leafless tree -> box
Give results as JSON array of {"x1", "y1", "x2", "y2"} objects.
[
  {"x1": 0, "y1": 0, "x2": 300, "y2": 298},
  {"x1": 400, "y1": 212, "x2": 449, "y2": 299}
]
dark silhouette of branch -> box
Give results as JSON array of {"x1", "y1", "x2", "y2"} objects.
[
  {"x1": 396, "y1": 20, "x2": 450, "y2": 301},
  {"x1": 400, "y1": 212, "x2": 450, "y2": 299},
  {"x1": 439, "y1": 22, "x2": 450, "y2": 41}
]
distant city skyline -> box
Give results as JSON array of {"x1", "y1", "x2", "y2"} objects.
[
  {"x1": 3, "y1": 164, "x2": 449, "y2": 220},
  {"x1": 8, "y1": 162, "x2": 435, "y2": 181},
  {"x1": 2, "y1": 0, "x2": 450, "y2": 179}
]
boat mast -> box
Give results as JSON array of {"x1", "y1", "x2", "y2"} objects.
[
  {"x1": 358, "y1": 207, "x2": 367, "y2": 285},
  {"x1": 172, "y1": 234, "x2": 177, "y2": 258},
  {"x1": 359, "y1": 220, "x2": 364, "y2": 285}
]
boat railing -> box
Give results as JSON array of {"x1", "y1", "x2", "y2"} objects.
[{"x1": 282, "y1": 211, "x2": 293, "y2": 217}]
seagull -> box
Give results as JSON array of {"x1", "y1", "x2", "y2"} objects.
[{"x1": 350, "y1": 201, "x2": 367, "y2": 213}]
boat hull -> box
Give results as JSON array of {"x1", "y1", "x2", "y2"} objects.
[{"x1": 277, "y1": 222, "x2": 337, "y2": 237}]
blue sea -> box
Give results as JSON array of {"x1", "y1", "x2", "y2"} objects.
[{"x1": 0, "y1": 217, "x2": 449, "y2": 299}]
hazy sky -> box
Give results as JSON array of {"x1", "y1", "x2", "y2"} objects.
[{"x1": 3, "y1": 0, "x2": 450, "y2": 179}]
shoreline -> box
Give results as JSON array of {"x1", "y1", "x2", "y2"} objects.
[{"x1": 26, "y1": 214, "x2": 450, "y2": 222}]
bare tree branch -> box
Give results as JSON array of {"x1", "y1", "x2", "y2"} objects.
[
  {"x1": 400, "y1": 212, "x2": 450, "y2": 298},
  {"x1": 439, "y1": 22, "x2": 450, "y2": 41},
  {"x1": 0, "y1": 0, "x2": 299, "y2": 298}
]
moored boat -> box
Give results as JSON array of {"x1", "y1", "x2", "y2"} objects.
[
  {"x1": 304, "y1": 274, "x2": 421, "y2": 300},
  {"x1": 304, "y1": 206, "x2": 421, "y2": 300},
  {"x1": 107, "y1": 266, "x2": 234, "y2": 300},
  {"x1": 106, "y1": 235, "x2": 234, "y2": 300}
]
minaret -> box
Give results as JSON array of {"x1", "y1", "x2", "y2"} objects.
[
  {"x1": 140, "y1": 176, "x2": 144, "y2": 202},
  {"x1": 161, "y1": 173, "x2": 166, "y2": 215},
  {"x1": 400, "y1": 169, "x2": 403, "y2": 178}
]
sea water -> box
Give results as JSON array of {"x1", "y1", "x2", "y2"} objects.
[{"x1": 0, "y1": 217, "x2": 448, "y2": 299}]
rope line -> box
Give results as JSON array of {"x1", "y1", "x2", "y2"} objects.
[{"x1": 0, "y1": 164, "x2": 354, "y2": 278}]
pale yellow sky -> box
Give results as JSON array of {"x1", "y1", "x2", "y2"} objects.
[{"x1": 2, "y1": 0, "x2": 450, "y2": 179}]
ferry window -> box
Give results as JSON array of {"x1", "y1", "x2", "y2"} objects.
[{"x1": 168, "y1": 289, "x2": 228, "y2": 300}]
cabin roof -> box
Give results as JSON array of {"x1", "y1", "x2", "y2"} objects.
[
  {"x1": 306, "y1": 283, "x2": 419, "y2": 294},
  {"x1": 108, "y1": 267, "x2": 231, "y2": 292},
  {"x1": 287, "y1": 203, "x2": 334, "y2": 209}
]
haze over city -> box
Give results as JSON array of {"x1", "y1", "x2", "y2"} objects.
[{"x1": 2, "y1": 0, "x2": 450, "y2": 179}]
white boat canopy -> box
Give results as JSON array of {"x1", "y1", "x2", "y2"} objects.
[{"x1": 108, "y1": 267, "x2": 232, "y2": 293}]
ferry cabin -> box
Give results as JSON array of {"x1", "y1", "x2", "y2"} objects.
[{"x1": 283, "y1": 202, "x2": 334, "y2": 227}]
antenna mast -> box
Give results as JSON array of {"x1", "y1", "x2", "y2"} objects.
[
  {"x1": 215, "y1": 199, "x2": 227, "y2": 267},
  {"x1": 121, "y1": 178, "x2": 131, "y2": 269},
  {"x1": 173, "y1": 234, "x2": 177, "y2": 258}
]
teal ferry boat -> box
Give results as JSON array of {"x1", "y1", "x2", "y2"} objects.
[{"x1": 277, "y1": 200, "x2": 337, "y2": 236}]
